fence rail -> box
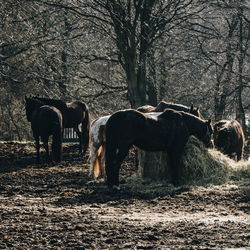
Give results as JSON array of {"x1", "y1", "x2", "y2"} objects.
[{"x1": 63, "y1": 128, "x2": 79, "y2": 143}]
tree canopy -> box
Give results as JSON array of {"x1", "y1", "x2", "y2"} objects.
[{"x1": 1, "y1": 0, "x2": 250, "y2": 140}]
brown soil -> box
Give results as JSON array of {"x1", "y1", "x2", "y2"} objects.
[{"x1": 0, "y1": 142, "x2": 249, "y2": 249}]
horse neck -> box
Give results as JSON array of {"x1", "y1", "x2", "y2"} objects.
[
  {"x1": 182, "y1": 113, "x2": 204, "y2": 137},
  {"x1": 36, "y1": 98, "x2": 67, "y2": 111}
]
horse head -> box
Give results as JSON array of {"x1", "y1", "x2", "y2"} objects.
[
  {"x1": 25, "y1": 96, "x2": 44, "y2": 122},
  {"x1": 214, "y1": 128, "x2": 231, "y2": 153},
  {"x1": 201, "y1": 119, "x2": 214, "y2": 148}
]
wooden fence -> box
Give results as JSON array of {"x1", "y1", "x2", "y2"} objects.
[{"x1": 63, "y1": 128, "x2": 78, "y2": 143}]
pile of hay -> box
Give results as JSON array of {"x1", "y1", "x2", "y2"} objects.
[
  {"x1": 180, "y1": 136, "x2": 250, "y2": 186},
  {"x1": 121, "y1": 136, "x2": 250, "y2": 195}
]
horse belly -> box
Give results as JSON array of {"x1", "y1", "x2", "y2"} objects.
[{"x1": 64, "y1": 108, "x2": 83, "y2": 128}]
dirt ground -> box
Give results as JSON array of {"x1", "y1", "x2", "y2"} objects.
[{"x1": 0, "y1": 142, "x2": 249, "y2": 249}]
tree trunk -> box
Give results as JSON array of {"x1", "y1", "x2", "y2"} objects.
[
  {"x1": 235, "y1": 7, "x2": 246, "y2": 133},
  {"x1": 214, "y1": 14, "x2": 238, "y2": 121},
  {"x1": 59, "y1": 8, "x2": 70, "y2": 95},
  {"x1": 126, "y1": 62, "x2": 146, "y2": 108},
  {"x1": 106, "y1": 1, "x2": 172, "y2": 181}
]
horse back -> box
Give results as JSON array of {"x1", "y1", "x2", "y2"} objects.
[
  {"x1": 214, "y1": 119, "x2": 243, "y2": 135},
  {"x1": 155, "y1": 101, "x2": 201, "y2": 118},
  {"x1": 155, "y1": 101, "x2": 190, "y2": 113},
  {"x1": 90, "y1": 115, "x2": 110, "y2": 145},
  {"x1": 135, "y1": 109, "x2": 188, "y2": 151},
  {"x1": 213, "y1": 120, "x2": 244, "y2": 158},
  {"x1": 31, "y1": 105, "x2": 62, "y2": 136},
  {"x1": 137, "y1": 105, "x2": 156, "y2": 113},
  {"x1": 106, "y1": 109, "x2": 146, "y2": 146},
  {"x1": 65, "y1": 101, "x2": 88, "y2": 127}
]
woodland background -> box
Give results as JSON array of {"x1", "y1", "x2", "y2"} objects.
[{"x1": 1, "y1": 0, "x2": 250, "y2": 142}]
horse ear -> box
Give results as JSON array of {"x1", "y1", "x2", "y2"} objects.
[
  {"x1": 190, "y1": 104, "x2": 194, "y2": 111},
  {"x1": 207, "y1": 119, "x2": 211, "y2": 125}
]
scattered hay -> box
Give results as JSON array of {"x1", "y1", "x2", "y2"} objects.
[{"x1": 123, "y1": 176, "x2": 175, "y2": 198}]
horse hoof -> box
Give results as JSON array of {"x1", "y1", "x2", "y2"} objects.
[
  {"x1": 112, "y1": 185, "x2": 120, "y2": 191},
  {"x1": 108, "y1": 185, "x2": 120, "y2": 192}
]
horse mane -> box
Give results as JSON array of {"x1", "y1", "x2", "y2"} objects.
[
  {"x1": 137, "y1": 105, "x2": 156, "y2": 113},
  {"x1": 155, "y1": 101, "x2": 201, "y2": 118},
  {"x1": 69, "y1": 101, "x2": 88, "y2": 110},
  {"x1": 25, "y1": 96, "x2": 44, "y2": 114},
  {"x1": 26, "y1": 96, "x2": 44, "y2": 106},
  {"x1": 156, "y1": 101, "x2": 190, "y2": 112}
]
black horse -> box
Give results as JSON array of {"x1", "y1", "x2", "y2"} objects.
[
  {"x1": 155, "y1": 101, "x2": 201, "y2": 118},
  {"x1": 105, "y1": 108, "x2": 213, "y2": 188},
  {"x1": 213, "y1": 119, "x2": 245, "y2": 161},
  {"x1": 33, "y1": 96, "x2": 90, "y2": 155},
  {"x1": 25, "y1": 97, "x2": 63, "y2": 163}
]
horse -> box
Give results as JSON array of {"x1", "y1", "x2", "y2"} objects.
[
  {"x1": 89, "y1": 115, "x2": 110, "y2": 179},
  {"x1": 213, "y1": 119, "x2": 245, "y2": 161},
  {"x1": 88, "y1": 102, "x2": 201, "y2": 181},
  {"x1": 154, "y1": 101, "x2": 201, "y2": 118},
  {"x1": 89, "y1": 105, "x2": 155, "y2": 179},
  {"x1": 105, "y1": 108, "x2": 213, "y2": 188},
  {"x1": 88, "y1": 111, "x2": 162, "y2": 179},
  {"x1": 32, "y1": 96, "x2": 90, "y2": 155},
  {"x1": 25, "y1": 96, "x2": 63, "y2": 163}
]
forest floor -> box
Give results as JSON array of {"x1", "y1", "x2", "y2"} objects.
[{"x1": 0, "y1": 142, "x2": 249, "y2": 249}]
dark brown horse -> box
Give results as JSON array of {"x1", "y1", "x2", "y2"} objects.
[
  {"x1": 105, "y1": 108, "x2": 213, "y2": 188},
  {"x1": 213, "y1": 120, "x2": 244, "y2": 161},
  {"x1": 33, "y1": 96, "x2": 90, "y2": 155},
  {"x1": 25, "y1": 97, "x2": 63, "y2": 163},
  {"x1": 155, "y1": 101, "x2": 201, "y2": 118}
]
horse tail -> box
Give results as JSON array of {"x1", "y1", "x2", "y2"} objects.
[
  {"x1": 52, "y1": 120, "x2": 63, "y2": 162},
  {"x1": 89, "y1": 141, "x2": 103, "y2": 179},
  {"x1": 93, "y1": 145, "x2": 105, "y2": 178},
  {"x1": 82, "y1": 104, "x2": 90, "y2": 154}
]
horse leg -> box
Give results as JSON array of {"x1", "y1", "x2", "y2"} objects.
[
  {"x1": 106, "y1": 145, "x2": 130, "y2": 188},
  {"x1": 95, "y1": 146, "x2": 104, "y2": 178},
  {"x1": 81, "y1": 121, "x2": 89, "y2": 156},
  {"x1": 42, "y1": 136, "x2": 50, "y2": 163},
  {"x1": 105, "y1": 143, "x2": 122, "y2": 188},
  {"x1": 89, "y1": 142, "x2": 97, "y2": 178},
  {"x1": 93, "y1": 144, "x2": 106, "y2": 179},
  {"x1": 89, "y1": 143, "x2": 102, "y2": 179},
  {"x1": 236, "y1": 153, "x2": 242, "y2": 161},
  {"x1": 168, "y1": 126, "x2": 189, "y2": 186},
  {"x1": 100, "y1": 144, "x2": 106, "y2": 179},
  {"x1": 236, "y1": 148, "x2": 243, "y2": 161},
  {"x1": 74, "y1": 126, "x2": 83, "y2": 154},
  {"x1": 168, "y1": 153, "x2": 181, "y2": 186},
  {"x1": 35, "y1": 136, "x2": 40, "y2": 163}
]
